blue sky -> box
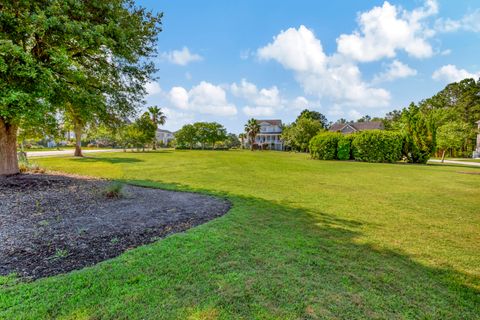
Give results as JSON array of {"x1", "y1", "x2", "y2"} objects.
[{"x1": 136, "y1": 0, "x2": 480, "y2": 133}]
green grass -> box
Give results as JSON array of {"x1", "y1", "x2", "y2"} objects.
[{"x1": 1, "y1": 150, "x2": 479, "y2": 319}]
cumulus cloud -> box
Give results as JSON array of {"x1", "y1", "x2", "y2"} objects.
[
  {"x1": 231, "y1": 79, "x2": 285, "y2": 116},
  {"x1": 291, "y1": 96, "x2": 311, "y2": 110},
  {"x1": 436, "y1": 9, "x2": 480, "y2": 33},
  {"x1": 242, "y1": 106, "x2": 275, "y2": 117},
  {"x1": 257, "y1": 25, "x2": 391, "y2": 108},
  {"x1": 373, "y1": 60, "x2": 417, "y2": 83},
  {"x1": 336, "y1": 1, "x2": 437, "y2": 62},
  {"x1": 432, "y1": 65, "x2": 480, "y2": 83},
  {"x1": 162, "y1": 47, "x2": 203, "y2": 66},
  {"x1": 168, "y1": 82, "x2": 237, "y2": 116},
  {"x1": 145, "y1": 81, "x2": 162, "y2": 96}
]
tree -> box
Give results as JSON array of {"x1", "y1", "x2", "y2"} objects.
[
  {"x1": 205, "y1": 122, "x2": 227, "y2": 149},
  {"x1": 148, "y1": 106, "x2": 167, "y2": 150},
  {"x1": 134, "y1": 112, "x2": 157, "y2": 151},
  {"x1": 281, "y1": 118, "x2": 323, "y2": 152},
  {"x1": 238, "y1": 133, "x2": 247, "y2": 149},
  {"x1": 226, "y1": 133, "x2": 241, "y2": 149},
  {"x1": 175, "y1": 124, "x2": 198, "y2": 149},
  {"x1": 244, "y1": 118, "x2": 260, "y2": 151},
  {"x1": 0, "y1": 0, "x2": 162, "y2": 175},
  {"x1": 193, "y1": 122, "x2": 210, "y2": 149},
  {"x1": 296, "y1": 109, "x2": 329, "y2": 129},
  {"x1": 402, "y1": 103, "x2": 437, "y2": 163},
  {"x1": 357, "y1": 115, "x2": 372, "y2": 123},
  {"x1": 436, "y1": 122, "x2": 471, "y2": 162}
]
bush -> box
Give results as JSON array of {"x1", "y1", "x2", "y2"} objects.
[
  {"x1": 337, "y1": 135, "x2": 354, "y2": 160},
  {"x1": 352, "y1": 130, "x2": 403, "y2": 163},
  {"x1": 102, "y1": 182, "x2": 125, "y2": 199},
  {"x1": 309, "y1": 132, "x2": 342, "y2": 160}
]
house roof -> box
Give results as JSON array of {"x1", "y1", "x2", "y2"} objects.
[
  {"x1": 157, "y1": 129, "x2": 173, "y2": 134},
  {"x1": 256, "y1": 120, "x2": 282, "y2": 126},
  {"x1": 329, "y1": 121, "x2": 384, "y2": 132}
]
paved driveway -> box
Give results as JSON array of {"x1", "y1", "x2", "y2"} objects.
[{"x1": 428, "y1": 159, "x2": 480, "y2": 167}]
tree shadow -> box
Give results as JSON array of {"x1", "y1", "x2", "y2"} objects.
[
  {"x1": 71, "y1": 156, "x2": 144, "y2": 164},
  {"x1": 1, "y1": 180, "x2": 479, "y2": 319}
]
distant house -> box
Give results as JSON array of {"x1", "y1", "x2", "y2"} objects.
[
  {"x1": 253, "y1": 120, "x2": 283, "y2": 151},
  {"x1": 474, "y1": 120, "x2": 480, "y2": 158},
  {"x1": 156, "y1": 129, "x2": 174, "y2": 146},
  {"x1": 329, "y1": 121, "x2": 384, "y2": 134}
]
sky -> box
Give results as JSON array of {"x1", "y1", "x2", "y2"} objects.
[{"x1": 135, "y1": 0, "x2": 480, "y2": 133}]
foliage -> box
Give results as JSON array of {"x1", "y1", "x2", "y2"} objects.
[
  {"x1": 401, "y1": 103, "x2": 437, "y2": 163},
  {"x1": 436, "y1": 122, "x2": 471, "y2": 157},
  {"x1": 148, "y1": 106, "x2": 166, "y2": 150},
  {"x1": 337, "y1": 135, "x2": 354, "y2": 160},
  {"x1": 226, "y1": 133, "x2": 241, "y2": 149},
  {"x1": 309, "y1": 132, "x2": 342, "y2": 160},
  {"x1": 244, "y1": 118, "x2": 260, "y2": 151},
  {"x1": 175, "y1": 122, "x2": 228, "y2": 149},
  {"x1": 0, "y1": 0, "x2": 162, "y2": 172},
  {"x1": 283, "y1": 118, "x2": 324, "y2": 152},
  {"x1": 175, "y1": 124, "x2": 198, "y2": 149},
  {"x1": 295, "y1": 109, "x2": 329, "y2": 129},
  {"x1": 102, "y1": 182, "x2": 125, "y2": 199},
  {"x1": 352, "y1": 130, "x2": 403, "y2": 163}
]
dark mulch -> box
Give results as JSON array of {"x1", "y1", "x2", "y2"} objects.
[{"x1": 0, "y1": 173, "x2": 231, "y2": 280}]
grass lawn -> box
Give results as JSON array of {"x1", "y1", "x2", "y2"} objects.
[{"x1": 1, "y1": 150, "x2": 479, "y2": 319}]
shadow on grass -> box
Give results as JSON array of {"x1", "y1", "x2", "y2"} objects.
[
  {"x1": 1, "y1": 179, "x2": 479, "y2": 319},
  {"x1": 71, "y1": 156, "x2": 144, "y2": 164}
]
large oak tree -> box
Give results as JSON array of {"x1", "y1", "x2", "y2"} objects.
[{"x1": 0, "y1": 0, "x2": 162, "y2": 174}]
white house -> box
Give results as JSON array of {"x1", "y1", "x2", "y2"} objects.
[
  {"x1": 474, "y1": 120, "x2": 480, "y2": 158},
  {"x1": 156, "y1": 129, "x2": 174, "y2": 146},
  {"x1": 253, "y1": 120, "x2": 283, "y2": 151}
]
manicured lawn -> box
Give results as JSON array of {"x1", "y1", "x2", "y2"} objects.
[{"x1": 1, "y1": 150, "x2": 479, "y2": 319}]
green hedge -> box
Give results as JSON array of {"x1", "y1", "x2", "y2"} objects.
[
  {"x1": 351, "y1": 130, "x2": 403, "y2": 163},
  {"x1": 337, "y1": 134, "x2": 354, "y2": 160},
  {"x1": 309, "y1": 132, "x2": 342, "y2": 160}
]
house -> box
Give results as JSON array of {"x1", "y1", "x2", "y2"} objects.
[
  {"x1": 474, "y1": 120, "x2": 480, "y2": 158},
  {"x1": 329, "y1": 121, "x2": 384, "y2": 134},
  {"x1": 253, "y1": 120, "x2": 283, "y2": 151},
  {"x1": 156, "y1": 129, "x2": 175, "y2": 146}
]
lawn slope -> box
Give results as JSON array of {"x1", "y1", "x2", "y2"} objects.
[{"x1": 1, "y1": 150, "x2": 479, "y2": 319}]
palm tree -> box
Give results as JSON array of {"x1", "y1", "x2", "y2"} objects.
[
  {"x1": 148, "y1": 106, "x2": 166, "y2": 150},
  {"x1": 244, "y1": 118, "x2": 260, "y2": 151},
  {"x1": 238, "y1": 133, "x2": 246, "y2": 149}
]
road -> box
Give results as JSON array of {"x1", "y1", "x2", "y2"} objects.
[
  {"x1": 428, "y1": 159, "x2": 480, "y2": 167},
  {"x1": 26, "y1": 149, "x2": 118, "y2": 158}
]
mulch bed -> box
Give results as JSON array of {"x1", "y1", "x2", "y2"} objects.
[{"x1": 0, "y1": 173, "x2": 231, "y2": 280}]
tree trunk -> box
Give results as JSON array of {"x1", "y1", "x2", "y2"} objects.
[
  {"x1": 73, "y1": 121, "x2": 83, "y2": 157},
  {"x1": 441, "y1": 149, "x2": 446, "y2": 163},
  {"x1": 152, "y1": 138, "x2": 157, "y2": 150},
  {"x1": 0, "y1": 117, "x2": 19, "y2": 176}
]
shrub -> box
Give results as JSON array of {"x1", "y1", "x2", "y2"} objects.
[
  {"x1": 337, "y1": 135, "x2": 354, "y2": 160},
  {"x1": 102, "y1": 182, "x2": 125, "y2": 199},
  {"x1": 352, "y1": 130, "x2": 403, "y2": 163},
  {"x1": 309, "y1": 132, "x2": 342, "y2": 160}
]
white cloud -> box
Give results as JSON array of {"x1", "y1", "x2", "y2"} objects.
[
  {"x1": 168, "y1": 82, "x2": 237, "y2": 116},
  {"x1": 373, "y1": 60, "x2": 417, "y2": 83},
  {"x1": 169, "y1": 87, "x2": 189, "y2": 110},
  {"x1": 337, "y1": 1, "x2": 437, "y2": 62},
  {"x1": 231, "y1": 79, "x2": 284, "y2": 116},
  {"x1": 432, "y1": 65, "x2": 480, "y2": 83},
  {"x1": 242, "y1": 106, "x2": 275, "y2": 117},
  {"x1": 162, "y1": 47, "x2": 203, "y2": 66},
  {"x1": 162, "y1": 107, "x2": 195, "y2": 130},
  {"x1": 258, "y1": 25, "x2": 327, "y2": 73},
  {"x1": 145, "y1": 81, "x2": 162, "y2": 96},
  {"x1": 292, "y1": 96, "x2": 310, "y2": 110},
  {"x1": 257, "y1": 26, "x2": 391, "y2": 108},
  {"x1": 348, "y1": 109, "x2": 362, "y2": 121},
  {"x1": 436, "y1": 9, "x2": 480, "y2": 33}
]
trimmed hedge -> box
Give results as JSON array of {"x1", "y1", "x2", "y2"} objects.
[
  {"x1": 352, "y1": 130, "x2": 403, "y2": 163},
  {"x1": 309, "y1": 132, "x2": 341, "y2": 160},
  {"x1": 309, "y1": 130, "x2": 404, "y2": 163},
  {"x1": 337, "y1": 134, "x2": 354, "y2": 160}
]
